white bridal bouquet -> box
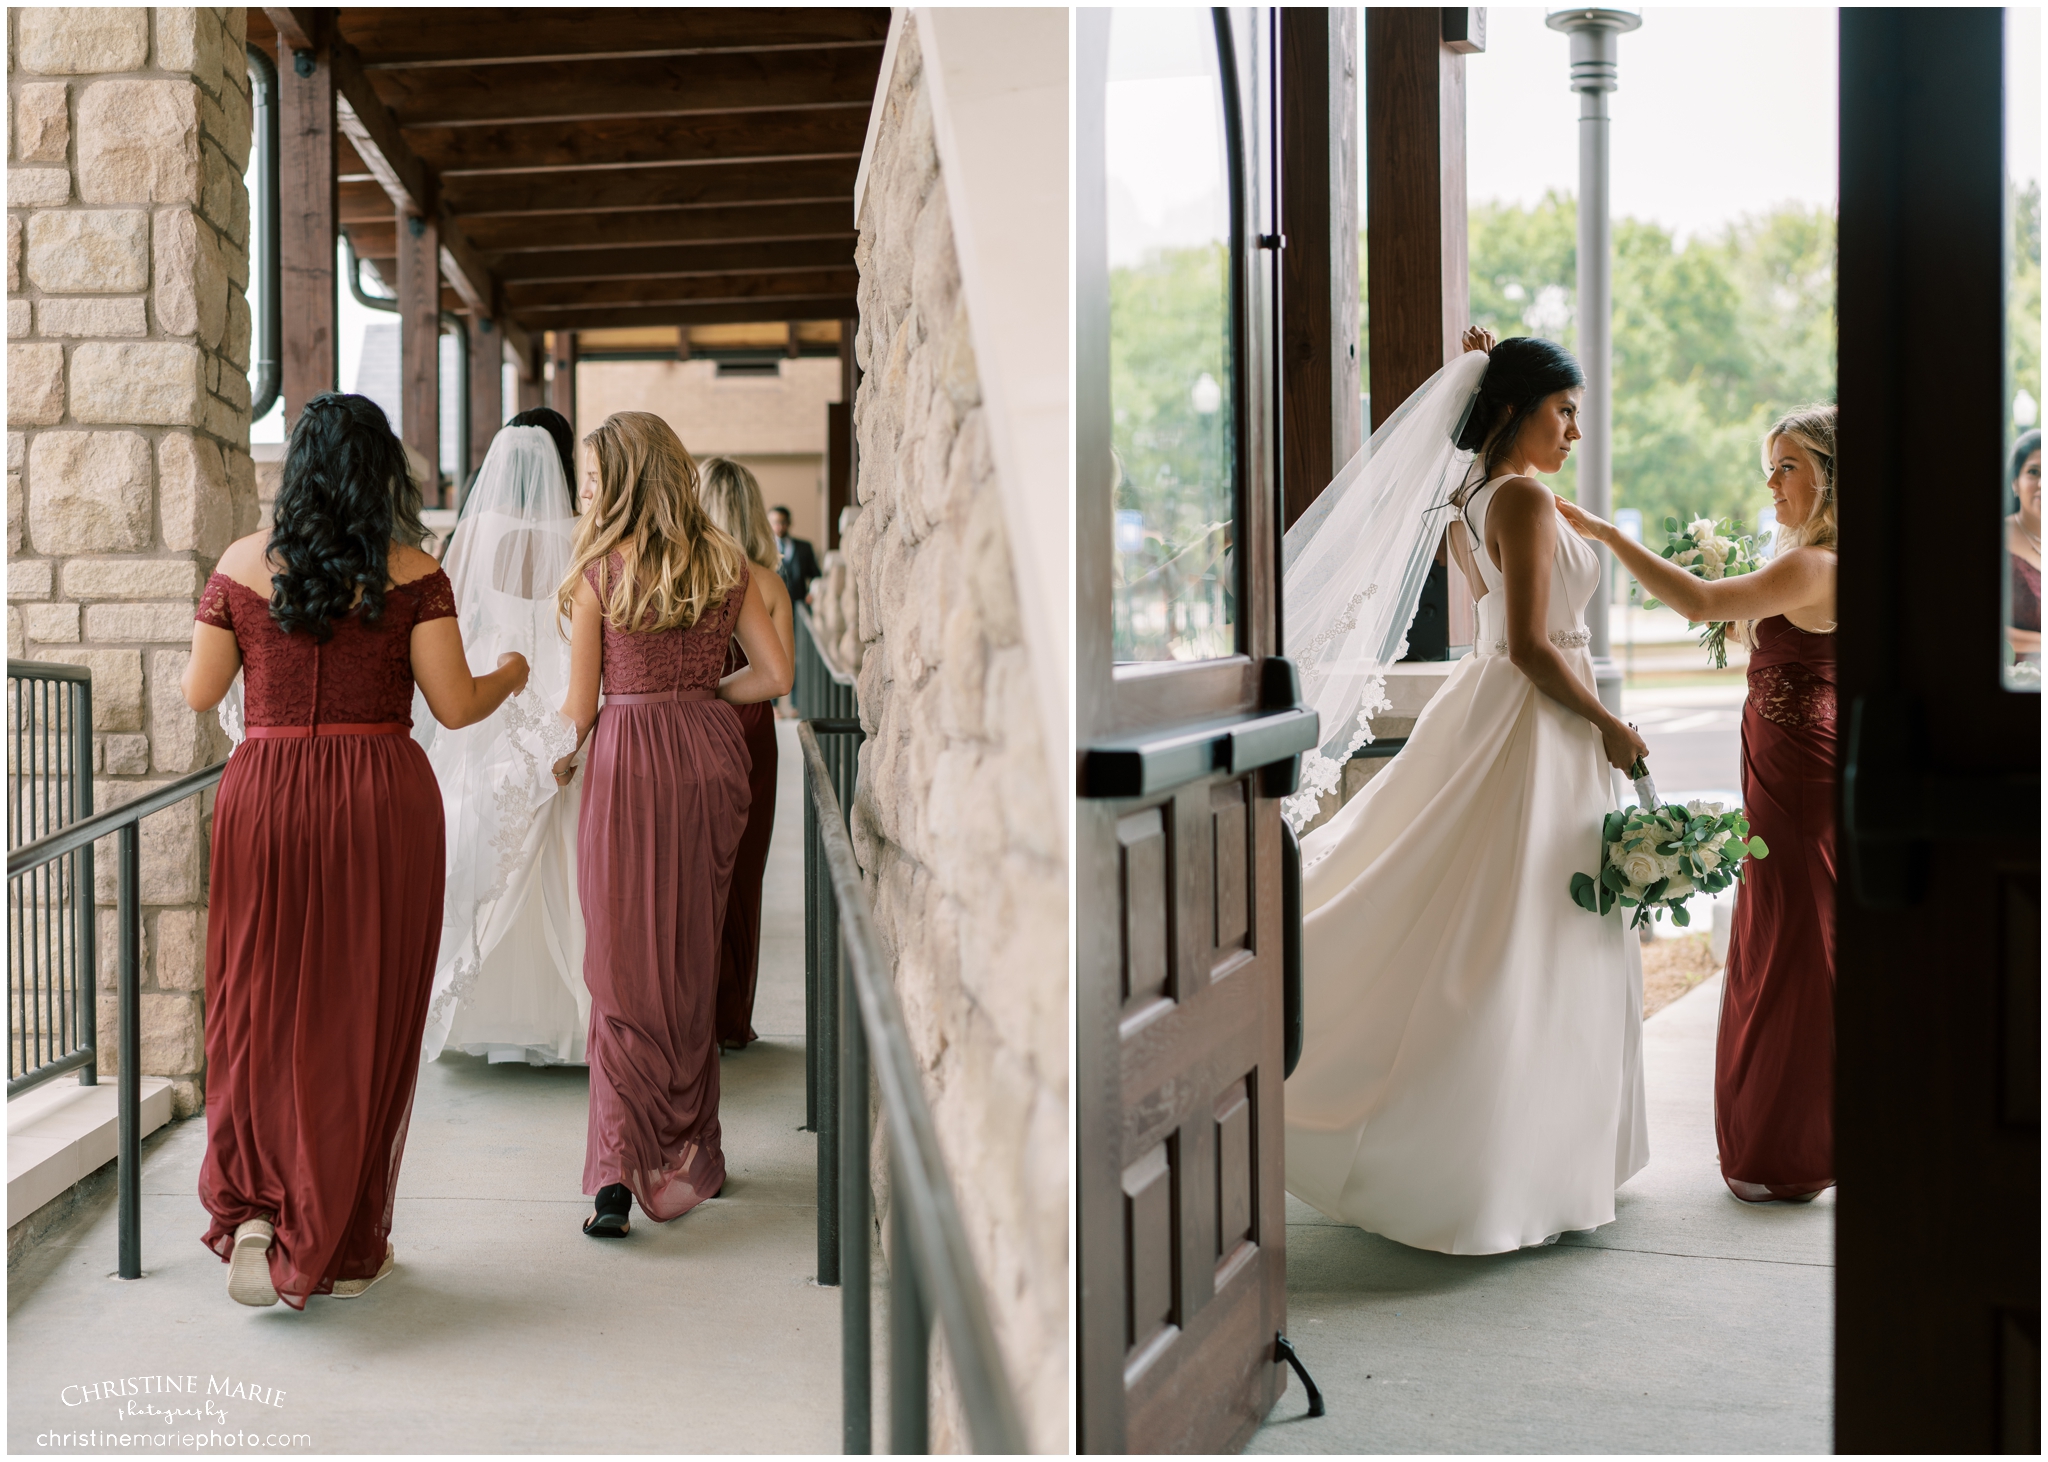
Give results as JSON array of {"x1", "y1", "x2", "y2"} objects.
[
  {"x1": 1569, "y1": 758, "x2": 1769, "y2": 930},
  {"x1": 1647, "y1": 515, "x2": 1767, "y2": 669}
]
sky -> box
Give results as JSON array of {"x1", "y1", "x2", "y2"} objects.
[{"x1": 1463, "y1": 7, "x2": 2041, "y2": 240}]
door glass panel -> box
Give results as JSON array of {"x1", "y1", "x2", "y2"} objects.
[
  {"x1": 2003, "y1": 5, "x2": 2041, "y2": 691},
  {"x1": 1106, "y1": 7, "x2": 1236, "y2": 663}
]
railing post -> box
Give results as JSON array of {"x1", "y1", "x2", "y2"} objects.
[
  {"x1": 889, "y1": 1148, "x2": 931, "y2": 1456},
  {"x1": 74, "y1": 675, "x2": 94, "y2": 1086},
  {"x1": 840, "y1": 924, "x2": 872, "y2": 1454},
  {"x1": 817, "y1": 802, "x2": 841, "y2": 1287},
  {"x1": 116, "y1": 822, "x2": 141, "y2": 1280},
  {"x1": 805, "y1": 785, "x2": 819, "y2": 1134}
]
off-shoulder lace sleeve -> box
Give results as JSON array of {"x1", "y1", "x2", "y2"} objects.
[
  {"x1": 408, "y1": 568, "x2": 458, "y2": 623},
  {"x1": 195, "y1": 572, "x2": 235, "y2": 629}
]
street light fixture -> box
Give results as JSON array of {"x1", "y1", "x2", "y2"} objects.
[{"x1": 1546, "y1": 6, "x2": 1641, "y2": 714}]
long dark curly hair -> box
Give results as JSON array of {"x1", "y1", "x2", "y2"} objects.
[
  {"x1": 266, "y1": 393, "x2": 425, "y2": 640},
  {"x1": 1453, "y1": 334, "x2": 1586, "y2": 495}
]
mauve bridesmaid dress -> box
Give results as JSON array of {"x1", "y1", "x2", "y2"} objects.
[
  {"x1": 1717, "y1": 614, "x2": 1837, "y2": 1199},
  {"x1": 195, "y1": 568, "x2": 454, "y2": 1307},
  {"x1": 577, "y1": 555, "x2": 752, "y2": 1219},
  {"x1": 714, "y1": 636, "x2": 777, "y2": 1048}
]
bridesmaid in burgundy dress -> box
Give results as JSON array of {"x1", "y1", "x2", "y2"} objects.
[
  {"x1": 1559, "y1": 402, "x2": 1840, "y2": 1203},
  {"x1": 181, "y1": 393, "x2": 529, "y2": 1307},
  {"x1": 697, "y1": 458, "x2": 795, "y2": 1050},
  {"x1": 550, "y1": 413, "x2": 792, "y2": 1237}
]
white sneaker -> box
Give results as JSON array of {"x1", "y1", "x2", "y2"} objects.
[
  {"x1": 227, "y1": 1218, "x2": 279, "y2": 1307},
  {"x1": 330, "y1": 1243, "x2": 395, "y2": 1299}
]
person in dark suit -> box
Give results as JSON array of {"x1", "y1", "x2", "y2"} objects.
[{"x1": 767, "y1": 504, "x2": 821, "y2": 604}]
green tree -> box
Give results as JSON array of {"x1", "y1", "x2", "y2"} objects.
[{"x1": 2012, "y1": 180, "x2": 2041, "y2": 434}]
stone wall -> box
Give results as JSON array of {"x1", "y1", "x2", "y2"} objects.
[
  {"x1": 7, "y1": 7, "x2": 257, "y2": 1115},
  {"x1": 846, "y1": 23, "x2": 1067, "y2": 1453}
]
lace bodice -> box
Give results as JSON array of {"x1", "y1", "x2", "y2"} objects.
[
  {"x1": 587, "y1": 555, "x2": 749, "y2": 695},
  {"x1": 195, "y1": 570, "x2": 457, "y2": 727},
  {"x1": 1462, "y1": 476, "x2": 1599, "y2": 656},
  {"x1": 1745, "y1": 615, "x2": 1837, "y2": 733}
]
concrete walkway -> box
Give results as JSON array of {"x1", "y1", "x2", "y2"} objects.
[
  {"x1": 1251, "y1": 972, "x2": 1834, "y2": 1455},
  {"x1": 8, "y1": 720, "x2": 842, "y2": 1454}
]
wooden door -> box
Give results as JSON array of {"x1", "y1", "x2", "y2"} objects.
[
  {"x1": 1076, "y1": 9, "x2": 1315, "y2": 1451},
  {"x1": 1836, "y1": 9, "x2": 2040, "y2": 1451}
]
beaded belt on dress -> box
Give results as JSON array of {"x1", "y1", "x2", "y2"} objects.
[
  {"x1": 1485, "y1": 627, "x2": 1592, "y2": 654},
  {"x1": 244, "y1": 722, "x2": 411, "y2": 739},
  {"x1": 603, "y1": 688, "x2": 718, "y2": 705}
]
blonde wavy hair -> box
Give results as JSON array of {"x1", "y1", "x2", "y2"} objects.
[
  {"x1": 697, "y1": 457, "x2": 778, "y2": 569},
  {"x1": 1761, "y1": 403, "x2": 1838, "y2": 553},
  {"x1": 557, "y1": 411, "x2": 747, "y2": 634}
]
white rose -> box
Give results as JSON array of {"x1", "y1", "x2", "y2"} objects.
[
  {"x1": 1697, "y1": 845, "x2": 1722, "y2": 872},
  {"x1": 1688, "y1": 517, "x2": 1717, "y2": 541},
  {"x1": 1664, "y1": 870, "x2": 1695, "y2": 898},
  {"x1": 1698, "y1": 538, "x2": 1728, "y2": 577},
  {"x1": 1619, "y1": 848, "x2": 1664, "y2": 886},
  {"x1": 1657, "y1": 851, "x2": 1686, "y2": 882}
]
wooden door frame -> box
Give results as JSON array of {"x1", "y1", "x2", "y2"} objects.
[{"x1": 1836, "y1": 8, "x2": 2040, "y2": 1450}]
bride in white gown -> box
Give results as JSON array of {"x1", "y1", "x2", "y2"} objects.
[
  {"x1": 1282, "y1": 329, "x2": 1650, "y2": 1255},
  {"x1": 416, "y1": 425, "x2": 585, "y2": 1065}
]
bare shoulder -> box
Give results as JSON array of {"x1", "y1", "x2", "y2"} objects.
[
  {"x1": 216, "y1": 533, "x2": 274, "y2": 591},
  {"x1": 1773, "y1": 544, "x2": 1837, "y2": 580},
  {"x1": 387, "y1": 542, "x2": 443, "y2": 586},
  {"x1": 752, "y1": 560, "x2": 791, "y2": 612},
  {"x1": 1487, "y1": 476, "x2": 1556, "y2": 523}
]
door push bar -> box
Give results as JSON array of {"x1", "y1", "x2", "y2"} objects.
[{"x1": 1080, "y1": 658, "x2": 1319, "y2": 800}]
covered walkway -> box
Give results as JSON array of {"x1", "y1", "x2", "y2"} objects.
[
  {"x1": 1251, "y1": 972, "x2": 1834, "y2": 1455},
  {"x1": 8, "y1": 723, "x2": 846, "y2": 1454}
]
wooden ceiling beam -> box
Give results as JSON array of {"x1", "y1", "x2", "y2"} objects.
[
  {"x1": 331, "y1": 39, "x2": 431, "y2": 213},
  {"x1": 262, "y1": 6, "x2": 323, "y2": 52},
  {"x1": 461, "y1": 203, "x2": 854, "y2": 254},
  {"x1": 445, "y1": 157, "x2": 856, "y2": 217},
  {"x1": 511, "y1": 299, "x2": 862, "y2": 332},
  {"x1": 412, "y1": 107, "x2": 871, "y2": 177},
  {"x1": 364, "y1": 48, "x2": 884, "y2": 127},
  {"x1": 335, "y1": 8, "x2": 890, "y2": 67},
  {"x1": 492, "y1": 238, "x2": 854, "y2": 283},
  {"x1": 323, "y1": 45, "x2": 506, "y2": 319},
  {"x1": 506, "y1": 270, "x2": 860, "y2": 311}
]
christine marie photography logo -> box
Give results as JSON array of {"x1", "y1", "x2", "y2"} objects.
[{"x1": 34, "y1": 1373, "x2": 311, "y2": 1451}]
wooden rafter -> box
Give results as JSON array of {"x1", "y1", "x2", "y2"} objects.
[
  {"x1": 336, "y1": 8, "x2": 889, "y2": 68},
  {"x1": 410, "y1": 107, "x2": 872, "y2": 176},
  {"x1": 363, "y1": 48, "x2": 887, "y2": 127},
  {"x1": 443, "y1": 157, "x2": 857, "y2": 216},
  {"x1": 462, "y1": 203, "x2": 855, "y2": 254},
  {"x1": 504, "y1": 269, "x2": 861, "y2": 310},
  {"x1": 490, "y1": 238, "x2": 855, "y2": 283},
  {"x1": 514, "y1": 299, "x2": 861, "y2": 331}
]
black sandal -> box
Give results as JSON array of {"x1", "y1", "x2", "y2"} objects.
[{"x1": 583, "y1": 1183, "x2": 632, "y2": 1238}]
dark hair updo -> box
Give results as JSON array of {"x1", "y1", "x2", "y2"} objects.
[
  {"x1": 1453, "y1": 334, "x2": 1586, "y2": 487},
  {"x1": 2013, "y1": 429, "x2": 2042, "y2": 488},
  {"x1": 267, "y1": 392, "x2": 424, "y2": 640},
  {"x1": 507, "y1": 406, "x2": 578, "y2": 501}
]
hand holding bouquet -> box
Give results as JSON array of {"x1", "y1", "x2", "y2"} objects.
[
  {"x1": 1646, "y1": 516, "x2": 1766, "y2": 668},
  {"x1": 1569, "y1": 758, "x2": 1768, "y2": 930}
]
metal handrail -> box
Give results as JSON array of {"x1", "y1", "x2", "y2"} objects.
[
  {"x1": 799, "y1": 722, "x2": 1028, "y2": 1454},
  {"x1": 9, "y1": 660, "x2": 96, "y2": 1096},
  {"x1": 8, "y1": 755, "x2": 227, "y2": 1279}
]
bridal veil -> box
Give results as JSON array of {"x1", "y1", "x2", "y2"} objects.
[
  {"x1": 418, "y1": 426, "x2": 584, "y2": 1063},
  {"x1": 1282, "y1": 350, "x2": 1486, "y2": 829}
]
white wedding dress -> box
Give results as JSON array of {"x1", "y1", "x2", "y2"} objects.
[
  {"x1": 1283, "y1": 473, "x2": 1649, "y2": 1254},
  {"x1": 416, "y1": 427, "x2": 586, "y2": 1066}
]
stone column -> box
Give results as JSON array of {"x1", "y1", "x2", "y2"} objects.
[{"x1": 7, "y1": 7, "x2": 257, "y2": 1117}]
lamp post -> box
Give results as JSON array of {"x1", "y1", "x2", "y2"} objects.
[{"x1": 1546, "y1": 6, "x2": 1640, "y2": 715}]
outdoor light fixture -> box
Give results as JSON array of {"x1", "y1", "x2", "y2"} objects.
[{"x1": 1546, "y1": 5, "x2": 1641, "y2": 715}]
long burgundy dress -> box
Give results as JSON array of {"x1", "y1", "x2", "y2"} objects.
[
  {"x1": 579, "y1": 557, "x2": 752, "y2": 1219},
  {"x1": 715, "y1": 637, "x2": 777, "y2": 1048},
  {"x1": 1717, "y1": 614, "x2": 1837, "y2": 1199},
  {"x1": 195, "y1": 568, "x2": 455, "y2": 1307}
]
